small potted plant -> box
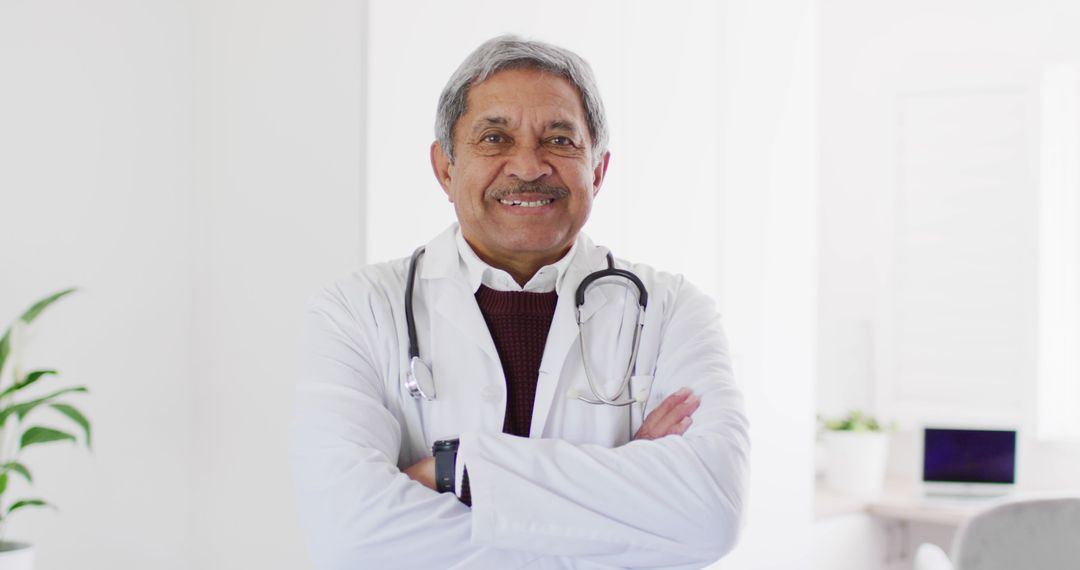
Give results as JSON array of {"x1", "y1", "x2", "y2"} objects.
[
  {"x1": 818, "y1": 410, "x2": 892, "y2": 499},
  {"x1": 0, "y1": 289, "x2": 91, "y2": 569}
]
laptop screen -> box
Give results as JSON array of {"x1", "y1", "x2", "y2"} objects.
[{"x1": 923, "y1": 428, "x2": 1017, "y2": 484}]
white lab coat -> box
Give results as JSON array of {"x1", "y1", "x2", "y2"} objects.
[{"x1": 290, "y1": 225, "x2": 750, "y2": 570}]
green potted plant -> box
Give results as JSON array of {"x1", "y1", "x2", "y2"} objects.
[
  {"x1": 818, "y1": 410, "x2": 892, "y2": 499},
  {"x1": 0, "y1": 289, "x2": 91, "y2": 569}
]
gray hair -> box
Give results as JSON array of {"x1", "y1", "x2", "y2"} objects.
[{"x1": 434, "y1": 35, "x2": 609, "y2": 165}]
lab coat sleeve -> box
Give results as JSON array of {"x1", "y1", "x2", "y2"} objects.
[
  {"x1": 457, "y1": 277, "x2": 751, "y2": 568},
  {"x1": 289, "y1": 284, "x2": 563, "y2": 570}
]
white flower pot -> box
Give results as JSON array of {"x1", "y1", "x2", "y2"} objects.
[
  {"x1": 0, "y1": 543, "x2": 33, "y2": 570},
  {"x1": 823, "y1": 431, "x2": 889, "y2": 499}
]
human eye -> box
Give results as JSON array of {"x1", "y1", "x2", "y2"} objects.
[
  {"x1": 480, "y1": 132, "x2": 509, "y2": 145},
  {"x1": 547, "y1": 135, "x2": 575, "y2": 147}
]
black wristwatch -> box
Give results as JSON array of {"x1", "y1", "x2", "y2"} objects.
[{"x1": 432, "y1": 438, "x2": 460, "y2": 494}]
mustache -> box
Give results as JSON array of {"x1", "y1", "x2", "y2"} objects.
[{"x1": 490, "y1": 181, "x2": 569, "y2": 201}]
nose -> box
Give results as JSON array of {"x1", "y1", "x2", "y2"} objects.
[{"x1": 503, "y1": 144, "x2": 553, "y2": 182}]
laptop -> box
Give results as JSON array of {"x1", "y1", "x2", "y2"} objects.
[{"x1": 921, "y1": 427, "x2": 1018, "y2": 498}]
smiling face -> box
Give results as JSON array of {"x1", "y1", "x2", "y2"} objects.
[{"x1": 431, "y1": 68, "x2": 610, "y2": 281}]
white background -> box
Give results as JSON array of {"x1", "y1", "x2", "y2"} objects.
[{"x1": 1, "y1": 1, "x2": 1078, "y2": 569}]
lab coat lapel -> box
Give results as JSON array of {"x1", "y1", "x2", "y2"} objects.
[
  {"x1": 428, "y1": 284, "x2": 501, "y2": 364},
  {"x1": 421, "y1": 226, "x2": 500, "y2": 364},
  {"x1": 530, "y1": 239, "x2": 610, "y2": 437}
]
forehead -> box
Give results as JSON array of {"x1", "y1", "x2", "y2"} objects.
[{"x1": 461, "y1": 68, "x2": 587, "y2": 128}]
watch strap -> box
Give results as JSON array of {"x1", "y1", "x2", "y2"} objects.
[{"x1": 433, "y1": 438, "x2": 459, "y2": 493}]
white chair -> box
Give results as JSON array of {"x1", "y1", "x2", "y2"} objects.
[{"x1": 913, "y1": 497, "x2": 1080, "y2": 570}]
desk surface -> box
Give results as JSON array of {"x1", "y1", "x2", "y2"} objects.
[{"x1": 815, "y1": 477, "x2": 1008, "y2": 526}]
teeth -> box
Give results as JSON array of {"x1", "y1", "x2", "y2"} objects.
[{"x1": 500, "y1": 199, "x2": 553, "y2": 207}]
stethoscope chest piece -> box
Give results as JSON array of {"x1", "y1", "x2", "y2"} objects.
[{"x1": 406, "y1": 356, "x2": 436, "y2": 401}]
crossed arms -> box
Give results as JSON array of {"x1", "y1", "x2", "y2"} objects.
[
  {"x1": 403, "y1": 388, "x2": 701, "y2": 489},
  {"x1": 290, "y1": 279, "x2": 750, "y2": 569}
]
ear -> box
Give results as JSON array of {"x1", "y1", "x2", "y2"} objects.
[
  {"x1": 591, "y1": 150, "x2": 611, "y2": 197},
  {"x1": 430, "y1": 141, "x2": 454, "y2": 201}
]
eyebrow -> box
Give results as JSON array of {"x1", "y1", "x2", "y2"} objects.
[
  {"x1": 471, "y1": 116, "x2": 510, "y2": 135},
  {"x1": 548, "y1": 119, "x2": 582, "y2": 133},
  {"x1": 470, "y1": 116, "x2": 584, "y2": 135}
]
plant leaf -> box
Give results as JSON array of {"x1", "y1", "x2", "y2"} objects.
[
  {"x1": 6, "y1": 499, "x2": 50, "y2": 517},
  {"x1": 0, "y1": 462, "x2": 32, "y2": 485},
  {"x1": 0, "y1": 330, "x2": 8, "y2": 382},
  {"x1": 0, "y1": 473, "x2": 7, "y2": 495},
  {"x1": 0, "y1": 288, "x2": 77, "y2": 378},
  {"x1": 0, "y1": 369, "x2": 57, "y2": 401},
  {"x1": 18, "y1": 289, "x2": 78, "y2": 325},
  {"x1": 19, "y1": 426, "x2": 76, "y2": 451},
  {"x1": 0, "y1": 386, "x2": 89, "y2": 425},
  {"x1": 49, "y1": 403, "x2": 91, "y2": 449}
]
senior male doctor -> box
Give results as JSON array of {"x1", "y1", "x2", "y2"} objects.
[{"x1": 290, "y1": 35, "x2": 750, "y2": 570}]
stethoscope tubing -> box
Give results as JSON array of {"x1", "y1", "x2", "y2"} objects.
[
  {"x1": 405, "y1": 246, "x2": 425, "y2": 361},
  {"x1": 573, "y1": 252, "x2": 648, "y2": 406},
  {"x1": 404, "y1": 246, "x2": 648, "y2": 408},
  {"x1": 574, "y1": 252, "x2": 648, "y2": 309},
  {"x1": 404, "y1": 246, "x2": 434, "y2": 400}
]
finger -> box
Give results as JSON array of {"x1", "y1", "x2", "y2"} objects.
[
  {"x1": 671, "y1": 416, "x2": 693, "y2": 436},
  {"x1": 644, "y1": 387, "x2": 693, "y2": 428},
  {"x1": 649, "y1": 391, "x2": 700, "y2": 433},
  {"x1": 635, "y1": 389, "x2": 696, "y2": 440},
  {"x1": 634, "y1": 391, "x2": 687, "y2": 440},
  {"x1": 636, "y1": 410, "x2": 695, "y2": 441},
  {"x1": 671, "y1": 395, "x2": 701, "y2": 422},
  {"x1": 655, "y1": 398, "x2": 699, "y2": 437},
  {"x1": 650, "y1": 387, "x2": 691, "y2": 417}
]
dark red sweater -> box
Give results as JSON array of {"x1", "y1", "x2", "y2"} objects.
[
  {"x1": 459, "y1": 285, "x2": 558, "y2": 505},
  {"x1": 475, "y1": 285, "x2": 560, "y2": 437}
]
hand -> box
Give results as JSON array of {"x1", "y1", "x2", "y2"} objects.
[
  {"x1": 404, "y1": 456, "x2": 436, "y2": 490},
  {"x1": 633, "y1": 387, "x2": 700, "y2": 441}
]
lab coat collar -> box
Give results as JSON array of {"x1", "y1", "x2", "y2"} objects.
[
  {"x1": 454, "y1": 227, "x2": 580, "y2": 293},
  {"x1": 418, "y1": 224, "x2": 462, "y2": 281},
  {"x1": 420, "y1": 223, "x2": 604, "y2": 301}
]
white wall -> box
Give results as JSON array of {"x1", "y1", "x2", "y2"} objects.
[
  {"x1": 2, "y1": 1, "x2": 365, "y2": 568},
  {"x1": 0, "y1": 1, "x2": 195, "y2": 568},
  {"x1": 817, "y1": 0, "x2": 1080, "y2": 422},
  {"x1": 189, "y1": 0, "x2": 365, "y2": 568},
  {"x1": 716, "y1": 2, "x2": 818, "y2": 568}
]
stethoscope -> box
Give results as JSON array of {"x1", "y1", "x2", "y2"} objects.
[{"x1": 403, "y1": 245, "x2": 649, "y2": 408}]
